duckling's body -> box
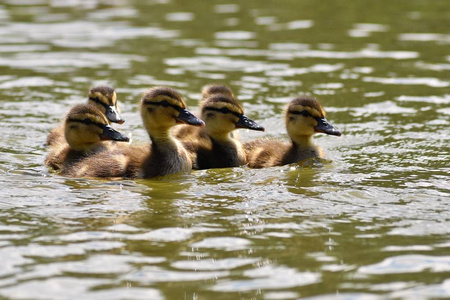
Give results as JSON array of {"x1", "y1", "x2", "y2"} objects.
[
  {"x1": 244, "y1": 96, "x2": 341, "y2": 168},
  {"x1": 46, "y1": 86, "x2": 124, "y2": 146},
  {"x1": 46, "y1": 87, "x2": 203, "y2": 179},
  {"x1": 173, "y1": 84, "x2": 264, "y2": 169},
  {"x1": 64, "y1": 142, "x2": 148, "y2": 178},
  {"x1": 244, "y1": 138, "x2": 323, "y2": 168},
  {"x1": 45, "y1": 104, "x2": 130, "y2": 177},
  {"x1": 138, "y1": 86, "x2": 204, "y2": 178}
]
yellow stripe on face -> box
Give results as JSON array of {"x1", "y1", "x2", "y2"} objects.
[
  {"x1": 289, "y1": 105, "x2": 324, "y2": 118},
  {"x1": 111, "y1": 92, "x2": 117, "y2": 105},
  {"x1": 205, "y1": 102, "x2": 243, "y2": 115},
  {"x1": 143, "y1": 95, "x2": 184, "y2": 108},
  {"x1": 91, "y1": 92, "x2": 109, "y2": 105},
  {"x1": 70, "y1": 112, "x2": 107, "y2": 125}
]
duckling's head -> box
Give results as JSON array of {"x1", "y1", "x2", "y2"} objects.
[
  {"x1": 88, "y1": 86, "x2": 125, "y2": 124},
  {"x1": 200, "y1": 88, "x2": 264, "y2": 138},
  {"x1": 201, "y1": 84, "x2": 235, "y2": 100},
  {"x1": 140, "y1": 87, "x2": 204, "y2": 135},
  {"x1": 285, "y1": 97, "x2": 341, "y2": 140},
  {"x1": 65, "y1": 104, "x2": 129, "y2": 151}
]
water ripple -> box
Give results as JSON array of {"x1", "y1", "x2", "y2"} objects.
[
  {"x1": 0, "y1": 52, "x2": 145, "y2": 73},
  {"x1": 399, "y1": 33, "x2": 450, "y2": 44},
  {"x1": 349, "y1": 23, "x2": 389, "y2": 38},
  {"x1": 358, "y1": 255, "x2": 450, "y2": 274},
  {"x1": 212, "y1": 266, "x2": 320, "y2": 292},
  {"x1": 195, "y1": 47, "x2": 418, "y2": 60},
  {"x1": 396, "y1": 95, "x2": 450, "y2": 104},
  {"x1": 191, "y1": 237, "x2": 252, "y2": 251},
  {"x1": 391, "y1": 279, "x2": 450, "y2": 299},
  {"x1": 123, "y1": 266, "x2": 229, "y2": 283},
  {"x1": 268, "y1": 20, "x2": 314, "y2": 31},
  {"x1": 351, "y1": 101, "x2": 417, "y2": 116},
  {"x1": 0, "y1": 76, "x2": 55, "y2": 89},
  {"x1": 0, "y1": 277, "x2": 162, "y2": 300},
  {"x1": 215, "y1": 31, "x2": 255, "y2": 40},
  {"x1": 172, "y1": 258, "x2": 259, "y2": 271},
  {"x1": 363, "y1": 76, "x2": 450, "y2": 87},
  {"x1": 0, "y1": 21, "x2": 179, "y2": 48}
]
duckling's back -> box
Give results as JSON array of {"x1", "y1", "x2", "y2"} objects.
[
  {"x1": 244, "y1": 138, "x2": 290, "y2": 168},
  {"x1": 63, "y1": 143, "x2": 148, "y2": 178},
  {"x1": 46, "y1": 126, "x2": 64, "y2": 147}
]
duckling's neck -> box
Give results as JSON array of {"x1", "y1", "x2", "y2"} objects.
[
  {"x1": 204, "y1": 127, "x2": 233, "y2": 143},
  {"x1": 149, "y1": 128, "x2": 187, "y2": 155},
  {"x1": 288, "y1": 134, "x2": 323, "y2": 161},
  {"x1": 290, "y1": 134, "x2": 315, "y2": 149},
  {"x1": 145, "y1": 127, "x2": 192, "y2": 176},
  {"x1": 197, "y1": 127, "x2": 246, "y2": 168},
  {"x1": 149, "y1": 128, "x2": 175, "y2": 144}
]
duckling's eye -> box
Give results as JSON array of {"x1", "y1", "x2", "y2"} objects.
[
  {"x1": 161, "y1": 100, "x2": 170, "y2": 107},
  {"x1": 300, "y1": 110, "x2": 311, "y2": 117},
  {"x1": 219, "y1": 107, "x2": 230, "y2": 114},
  {"x1": 83, "y1": 118, "x2": 92, "y2": 125},
  {"x1": 94, "y1": 97, "x2": 100, "y2": 102}
]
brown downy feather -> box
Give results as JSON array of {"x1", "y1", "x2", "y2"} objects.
[
  {"x1": 46, "y1": 85, "x2": 124, "y2": 146},
  {"x1": 244, "y1": 96, "x2": 341, "y2": 168},
  {"x1": 138, "y1": 86, "x2": 204, "y2": 178},
  {"x1": 47, "y1": 87, "x2": 203, "y2": 179},
  {"x1": 173, "y1": 84, "x2": 264, "y2": 169},
  {"x1": 45, "y1": 104, "x2": 130, "y2": 177},
  {"x1": 64, "y1": 142, "x2": 148, "y2": 178}
]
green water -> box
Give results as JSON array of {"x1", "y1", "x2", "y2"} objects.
[{"x1": 0, "y1": 0, "x2": 449, "y2": 299}]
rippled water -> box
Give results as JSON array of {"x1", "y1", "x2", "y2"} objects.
[{"x1": 0, "y1": 0, "x2": 449, "y2": 299}]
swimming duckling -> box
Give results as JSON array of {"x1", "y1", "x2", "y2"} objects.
[
  {"x1": 138, "y1": 86, "x2": 205, "y2": 178},
  {"x1": 45, "y1": 104, "x2": 129, "y2": 176},
  {"x1": 244, "y1": 96, "x2": 341, "y2": 168},
  {"x1": 173, "y1": 84, "x2": 264, "y2": 169},
  {"x1": 61, "y1": 87, "x2": 204, "y2": 179},
  {"x1": 46, "y1": 86, "x2": 125, "y2": 146}
]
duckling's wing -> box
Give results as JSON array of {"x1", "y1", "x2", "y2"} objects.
[{"x1": 46, "y1": 125, "x2": 64, "y2": 147}]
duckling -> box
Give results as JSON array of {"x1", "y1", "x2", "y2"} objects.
[
  {"x1": 62, "y1": 87, "x2": 204, "y2": 179},
  {"x1": 173, "y1": 84, "x2": 265, "y2": 170},
  {"x1": 46, "y1": 86, "x2": 125, "y2": 146},
  {"x1": 244, "y1": 96, "x2": 341, "y2": 168},
  {"x1": 45, "y1": 104, "x2": 130, "y2": 176},
  {"x1": 138, "y1": 86, "x2": 205, "y2": 178}
]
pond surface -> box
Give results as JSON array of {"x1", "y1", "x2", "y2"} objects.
[{"x1": 0, "y1": 0, "x2": 449, "y2": 299}]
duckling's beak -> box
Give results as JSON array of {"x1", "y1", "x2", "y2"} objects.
[
  {"x1": 105, "y1": 105, "x2": 125, "y2": 124},
  {"x1": 314, "y1": 118, "x2": 342, "y2": 136},
  {"x1": 176, "y1": 109, "x2": 205, "y2": 126},
  {"x1": 236, "y1": 114, "x2": 265, "y2": 131},
  {"x1": 100, "y1": 125, "x2": 130, "y2": 142}
]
